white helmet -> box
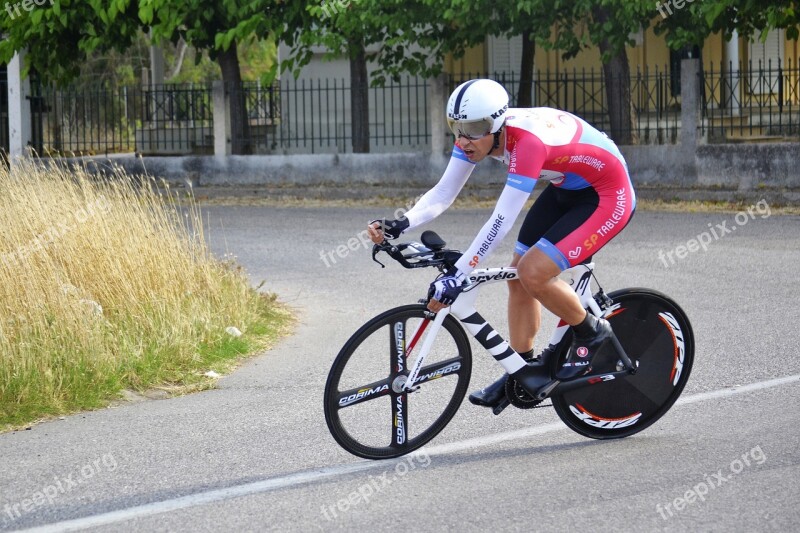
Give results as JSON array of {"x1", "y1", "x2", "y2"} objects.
[{"x1": 446, "y1": 79, "x2": 509, "y2": 139}]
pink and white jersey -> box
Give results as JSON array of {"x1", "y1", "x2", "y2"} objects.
[
  {"x1": 404, "y1": 107, "x2": 635, "y2": 276},
  {"x1": 502, "y1": 107, "x2": 631, "y2": 191}
]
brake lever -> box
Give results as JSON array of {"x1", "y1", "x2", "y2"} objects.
[{"x1": 371, "y1": 244, "x2": 387, "y2": 268}]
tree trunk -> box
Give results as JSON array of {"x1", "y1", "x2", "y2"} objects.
[
  {"x1": 592, "y1": 8, "x2": 636, "y2": 145},
  {"x1": 350, "y1": 41, "x2": 370, "y2": 153},
  {"x1": 217, "y1": 42, "x2": 251, "y2": 155},
  {"x1": 517, "y1": 32, "x2": 535, "y2": 108},
  {"x1": 601, "y1": 48, "x2": 636, "y2": 145},
  {"x1": 167, "y1": 39, "x2": 188, "y2": 80}
]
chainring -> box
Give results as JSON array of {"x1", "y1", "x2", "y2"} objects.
[
  {"x1": 505, "y1": 376, "x2": 544, "y2": 409},
  {"x1": 505, "y1": 350, "x2": 554, "y2": 410}
]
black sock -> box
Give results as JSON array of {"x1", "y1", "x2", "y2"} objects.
[
  {"x1": 518, "y1": 349, "x2": 535, "y2": 360},
  {"x1": 571, "y1": 312, "x2": 597, "y2": 338}
]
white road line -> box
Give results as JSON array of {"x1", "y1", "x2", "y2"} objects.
[
  {"x1": 19, "y1": 373, "x2": 800, "y2": 532},
  {"x1": 675, "y1": 373, "x2": 800, "y2": 406}
]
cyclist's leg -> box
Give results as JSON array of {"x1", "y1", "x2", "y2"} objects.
[
  {"x1": 517, "y1": 249, "x2": 587, "y2": 324},
  {"x1": 508, "y1": 252, "x2": 541, "y2": 353},
  {"x1": 515, "y1": 185, "x2": 601, "y2": 323},
  {"x1": 518, "y1": 169, "x2": 635, "y2": 379},
  {"x1": 541, "y1": 174, "x2": 635, "y2": 269},
  {"x1": 508, "y1": 184, "x2": 567, "y2": 353},
  {"x1": 469, "y1": 185, "x2": 565, "y2": 409}
]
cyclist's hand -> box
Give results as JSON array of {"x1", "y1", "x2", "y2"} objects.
[
  {"x1": 368, "y1": 217, "x2": 409, "y2": 243},
  {"x1": 427, "y1": 272, "x2": 466, "y2": 312},
  {"x1": 367, "y1": 221, "x2": 384, "y2": 244}
]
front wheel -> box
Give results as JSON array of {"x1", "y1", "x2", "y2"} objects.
[
  {"x1": 324, "y1": 305, "x2": 472, "y2": 460},
  {"x1": 552, "y1": 288, "x2": 694, "y2": 439}
]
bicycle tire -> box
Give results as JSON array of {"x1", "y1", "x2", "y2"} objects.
[
  {"x1": 324, "y1": 304, "x2": 472, "y2": 460},
  {"x1": 551, "y1": 288, "x2": 694, "y2": 439}
]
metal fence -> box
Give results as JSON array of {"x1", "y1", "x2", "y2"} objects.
[
  {"x1": 29, "y1": 83, "x2": 213, "y2": 156},
  {"x1": 451, "y1": 67, "x2": 682, "y2": 144},
  {"x1": 230, "y1": 76, "x2": 430, "y2": 154},
  {"x1": 8, "y1": 63, "x2": 800, "y2": 157},
  {"x1": 702, "y1": 59, "x2": 800, "y2": 142}
]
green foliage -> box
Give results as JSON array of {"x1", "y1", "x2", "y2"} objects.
[
  {"x1": 0, "y1": 0, "x2": 142, "y2": 83},
  {"x1": 535, "y1": 0, "x2": 654, "y2": 62},
  {"x1": 140, "y1": 0, "x2": 302, "y2": 82},
  {"x1": 2, "y1": 0, "x2": 796, "y2": 88},
  {"x1": 287, "y1": 0, "x2": 507, "y2": 85},
  {"x1": 656, "y1": 0, "x2": 800, "y2": 49},
  {"x1": 0, "y1": 0, "x2": 285, "y2": 86}
]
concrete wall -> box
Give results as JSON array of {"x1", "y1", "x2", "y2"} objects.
[
  {"x1": 695, "y1": 144, "x2": 800, "y2": 190},
  {"x1": 91, "y1": 142, "x2": 798, "y2": 195}
]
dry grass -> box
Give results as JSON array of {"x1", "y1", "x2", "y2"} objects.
[{"x1": 0, "y1": 160, "x2": 291, "y2": 431}]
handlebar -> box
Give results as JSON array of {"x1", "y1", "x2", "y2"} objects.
[{"x1": 372, "y1": 230, "x2": 462, "y2": 273}]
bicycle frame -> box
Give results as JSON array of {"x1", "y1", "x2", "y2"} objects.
[{"x1": 402, "y1": 262, "x2": 632, "y2": 393}]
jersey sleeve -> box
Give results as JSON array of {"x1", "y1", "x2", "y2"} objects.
[
  {"x1": 404, "y1": 145, "x2": 475, "y2": 230},
  {"x1": 453, "y1": 128, "x2": 545, "y2": 275}
]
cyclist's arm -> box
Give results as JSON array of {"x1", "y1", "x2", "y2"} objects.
[
  {"x1": 453, "y1": 129, "x2": 545, "y2": 275},
  {"x1": 403, "y1": 145, "x2": 475, "y2": 231}
]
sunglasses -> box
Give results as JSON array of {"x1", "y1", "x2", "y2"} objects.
[{"x1": 446, "y1": 117, "x2": 494, "y2": 140}]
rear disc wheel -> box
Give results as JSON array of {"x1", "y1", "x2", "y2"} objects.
[{"x1": 552, "y1": 289, "x2": 694, "y2": 439}]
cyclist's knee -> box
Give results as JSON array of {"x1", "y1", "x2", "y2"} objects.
[{"x1": 517, "y1": 250, "x2": 560, "y2": 295}]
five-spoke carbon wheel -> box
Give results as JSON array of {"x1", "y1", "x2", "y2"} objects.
[{"x1": 324, "y1": 305, "x2": 472, "y2": 459}]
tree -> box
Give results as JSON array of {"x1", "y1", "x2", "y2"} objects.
[
  {"x1": 496, "y1": 1, "x2": 560, "y2": 107},
  {"x1": 429, "y1": 0, "x2": 651, "y2": 143},
  {"x1": 535, "y1": 0, "x2": 654, "y2": 145},
  {"x1": 0, "y1": 1, "x2": 297, "y2": 155},
  {"x1": 655, "y1": 0, "x2": 800, "y2": 48},
  {"x1": 296, "y1": 1, "x2": 476, "y2": 153},
  {"x1": 0, "y1": 0, "x2": 143, "y2": 85},
  {"x1": 139, "y1": 0, "x2": 303, "y2": 154}
]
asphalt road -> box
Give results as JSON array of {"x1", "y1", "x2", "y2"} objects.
[{"x1": 1, "y1": 201, "x2": 799, "y2": 532}]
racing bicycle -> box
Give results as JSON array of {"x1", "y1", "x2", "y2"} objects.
[{"x1": 324, "y1": 231, "x2": 694, "y2": 460}]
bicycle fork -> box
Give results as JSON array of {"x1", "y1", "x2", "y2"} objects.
[{"x1": 402, "y1": 309, "x2": 447, "y2": 392}]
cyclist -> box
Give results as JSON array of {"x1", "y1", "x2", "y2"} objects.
[{"x1": 367, "y1": 79, "x2": 636, "y2": 410}]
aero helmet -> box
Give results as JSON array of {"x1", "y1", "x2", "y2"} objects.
[{"x1": 446, "y1": 79, "x2": 509, "y2": 139}]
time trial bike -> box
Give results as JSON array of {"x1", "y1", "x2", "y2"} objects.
[{"x1": 324, "y1": 231, "x2": 694, "y2": 460}]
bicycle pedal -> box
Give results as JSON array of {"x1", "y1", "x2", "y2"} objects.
[
  {"x1": 616, "y1": 359, "x2": 640, "y2": 373},
  {"x1": 492, "y1": 397, "x2": 510, "y2": 416}
]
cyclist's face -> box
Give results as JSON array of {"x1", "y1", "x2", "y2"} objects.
[{"x1": 456, "y1": 130, "x2": 504, "y2": 162}]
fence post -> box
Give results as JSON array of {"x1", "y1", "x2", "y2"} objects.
[
  {"x1": 7, "y1": 50, "x2": 32, "y2": 161},
  {"x1": 680, "y1": 58, "x2": 701, "y2": 148},
  {"x1": 213, "y1": 81, "x2": 231, "y2": 157},
  {"x1": 724, "y1": 30, "x2": 740, "y2": 115},
  {"x1": 149, "y1": 38, "x2": 166, "y2": 123},
  {"x1": 429, "y1": 73, "x2": 448, "y2": 156}
]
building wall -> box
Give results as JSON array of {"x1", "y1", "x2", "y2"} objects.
[
  {"x1": 460, "y1": 23, "x2": 799, "y2": 113},
  {"x1": 467, "y1": 24, "x2": 797, "y2": 74},
  {"x1": 275, "y1": 43, "x2": 430, "y2": 154},
  {"x1": 443, "y1": 43, "x2": 487, "y2": 77}
]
